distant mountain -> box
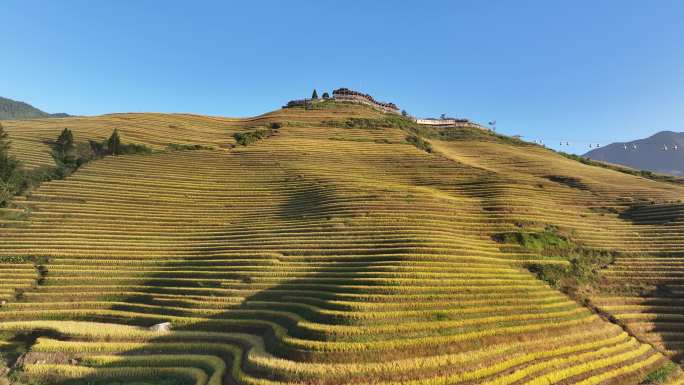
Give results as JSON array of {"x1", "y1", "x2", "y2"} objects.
[
  {"x1": 0, "y1": 96, "x2": 70, "y2": 120},
  {"x1": 584, "y1": 131, "x2": 684, "y2": 176}
]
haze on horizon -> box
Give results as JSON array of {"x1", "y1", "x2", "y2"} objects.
[{"x1": 2, "y1": 0, "x2": 683, "y2": 154}]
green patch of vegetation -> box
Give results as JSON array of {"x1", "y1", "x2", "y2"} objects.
[
  {"x1": 166, "y1": 143, "x2": 214, "y2": 151},
  {"x1": 116, "y1": 143, "x2": 153, "y2": 155},
  {"x1": 493, "y1": 226, "x2": 570, "y2": 252},
  {"x1": 641, "y1": 362, "x2": 678, "y2": 384},
  {"x1": 100, "y1": 129, "x2": 153, "y2": 157},
  {"x1": 51, "y1": 128, "x2": 152, "y2": 179},
  {"x1": 406, "y1": 134, "x2": 433, "y2": 153},
  {"x1": 494, "y1": 226, "x2": 615, "y2": 291},
  {"x1": 526, "y1": 252, "x2": 613, "y2": 289},
  {"x1": 289, "y1": 99, "x2": 365, "y2": 111},
  {"x1": 322, "y1": 118, "x2": 380, "y2": 129},
  {"x1": 0, "y1": 124, "x2": 152, "y2": 208},
  {"x1": 0, "y1": 123, "x2": 22, "y2": 207},
  {"x1": 558, "y1": 151, "x2": 680, "y2": 184},
  {"x1": 0, "y1": 208, "x2": 29, "y2": 221},
  {"x1": 233, "y1": 128, "x2": 273, "y2": 146},
  {"x1": 407, "y1": 124, "x2": 529, "y2": 146},
  {"x1": 0, "y1": 255, "x2": 49, "y2": 264},
  {"x1": 285, "y1": 99, "x2": 337, "y2": 110},
  {"x1": 322, "y1": 114, "x2": 418, "y2": 130},
  {"x1": 431, "y1": 312, "x2": 450, "y2": 321},
  {"x1": 0, "y1": 255, "x2": 31, "y2": 264},
  {"x1": 376, "y1": 115, "x2": 422, "y2": 130},
  {"x1": 322, "y1": 115, "x2": 496, "y2": 156},
  {"x1": 321, "y1": 113, "x2": 527, "y2": 148}
]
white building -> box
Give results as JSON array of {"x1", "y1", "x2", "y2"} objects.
[
  {"x1": 415, "y1": 118, "x2": 460, "y2": 126},
  {"x1": 415, "y1": 117, "x2": 490, "y2": 131}
]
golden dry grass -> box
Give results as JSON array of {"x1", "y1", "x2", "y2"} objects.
[{"x1": 1, "y1": 102, "x2": 683, "y2": 384}]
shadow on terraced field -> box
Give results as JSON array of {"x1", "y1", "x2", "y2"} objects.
[
  {"x1": 44, "y1": 176, "x2": 414, "y2": 384},
  {"x1": 632, "y1": 285, "x2": 684, "y2": 365},
  {"x1": 103, "y1": 250, "x2": 403, "y2": 384},
  {"x1": 278, "y1": 179, "x2": 338, "y2": 221},
  {"x1": 619, "y1": 202, "x2": 684, "y2": 225}
]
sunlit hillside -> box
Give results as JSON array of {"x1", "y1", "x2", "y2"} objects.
[{"x1": 1, "y1": 101, "x2": 684, "y2": 385}]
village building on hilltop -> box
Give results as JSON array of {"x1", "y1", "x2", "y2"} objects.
[
  {"x1": 284, "y1": 87, "x2": 400, "y2": 114},
  {"x1": 331, "y1": 88, "x2": 400, "y2": 114},
  {"x1": 284, "y1": 88, "x2": 489, "y2": 130}
]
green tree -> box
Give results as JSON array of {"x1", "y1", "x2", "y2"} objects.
[
  {"x1": 107, "y1": 129, "x2": 122, "y2": 155},
  {"x1": 52, "y1": 128, "x2": 78, "y2": 179},
  {"x1": 0, "y1": 123, "x2": 23, "y2": 206},
  {"x1": 0, "y1": 123, "x2": 10, "y2": 154},
  {"x1": 55, "y1": 128, "x2": 74, "y2": 153},
  {"x1": 0, "y1": 156, "x2": 22, "y2": 206},
  {"x1": 321, "y1": 92, "x2": 330, "y2": 99},
  {"x1": 53, "y1": 128, "x2": 77, "y2": 170},
  {"x1": 89, "y1": 139, "x2": 107, "y2": 158},
  {"x1": 311, "y1": 89, "x2": 319, "y2": 100}
]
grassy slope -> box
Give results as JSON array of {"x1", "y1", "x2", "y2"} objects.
[{"x1": 1, "y1": 102, "x2": 683, "y2": 384}]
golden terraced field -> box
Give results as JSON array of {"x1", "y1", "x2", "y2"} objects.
[{"x1": 1, "y1": 102, "x2": 683, "y2": 384}]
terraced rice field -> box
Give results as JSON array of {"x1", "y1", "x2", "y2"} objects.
[
  {"x1": 591, "y1": 203, "x2": 684, "y2": 362},
  {"x1": 1, "y1": 103, "x2": 683, "y2": 384}
]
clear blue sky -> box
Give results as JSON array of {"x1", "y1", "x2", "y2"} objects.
[{"x1": 2, "y1": 1, "x2": 683, "y2": 154}]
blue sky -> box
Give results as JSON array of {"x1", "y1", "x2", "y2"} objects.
[{"x1": 2, "y1": 1, "x2": 683, "y2": 154}]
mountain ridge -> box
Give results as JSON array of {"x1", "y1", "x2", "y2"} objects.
[
  {"x1": 584, "y1": 130, "x2": 684, "y2": 176},
  {"x1": 0, "y1": 96, "x2": 70, "y2": 120}
]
